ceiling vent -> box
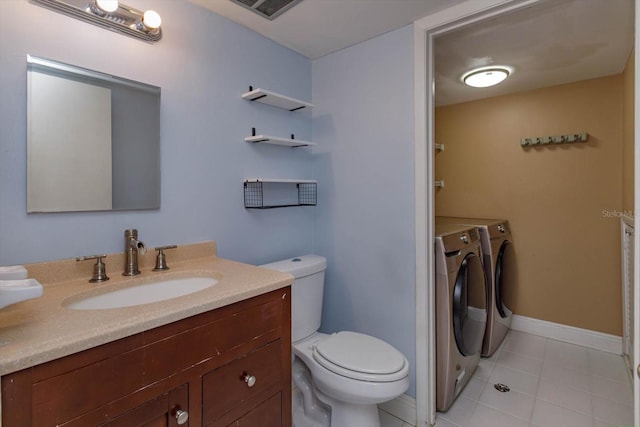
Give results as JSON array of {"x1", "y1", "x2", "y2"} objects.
[{"x1": 230, "y1": 0, "x2": 303, "y2": 20}]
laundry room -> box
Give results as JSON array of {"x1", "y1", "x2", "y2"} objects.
[
  {"x1": 433, "y1": 0, "x2": 634, "y2": 342},
  {"x1": 430, "y1": 0, "x2": 636, "y2": 424}
]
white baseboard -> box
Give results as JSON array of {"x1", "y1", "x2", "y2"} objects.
[
  {"x1": 379, "y1": 393, "x2": 417, "y2": 426},
  {"x1": 510, "y1": 314, "x2": 622, "y2": 354}
]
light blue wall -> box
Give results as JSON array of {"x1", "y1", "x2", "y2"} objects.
[
  {"x1": 0, "y1": 0, "x2": 313, "y2": 265},
  {"x1": 1, "y1": 0, "x2": 418, "y2": 398},
  {"x1": 312, "y1": 26, "x2": 416, "y2": 397}
]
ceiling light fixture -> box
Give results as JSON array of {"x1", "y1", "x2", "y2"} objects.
[
  {"x1": 462, "y1": 66, "x2": 512, "y2": 88},
  {"x1": 31, "y1": 0, "x2": 162, "y2": 42}
]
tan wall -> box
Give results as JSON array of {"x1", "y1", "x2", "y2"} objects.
[
  {"x1": 435, "y1": 75, "x2": 623, "y2": 336},
  {"x1": 623, "y1": 49, "x2": 635, "y2": 213}
]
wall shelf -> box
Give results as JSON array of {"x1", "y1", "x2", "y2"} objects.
[
  {"x1": 245, "y1": 131, "x2": 316, "y2": 147},
  {"x1": 241, "y1": 87, "x2": 314, "y2": 112},
  {"x1": 244, "y1": 179, "x2": 317, "y2": 209}
]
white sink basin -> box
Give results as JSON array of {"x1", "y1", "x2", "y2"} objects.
[{"x1": 66, "y1": 276, "x2": 218, "y2": 310}]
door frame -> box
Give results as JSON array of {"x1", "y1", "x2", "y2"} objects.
[
  {"x1": 633, "y1": 3, "x2": 640, "y2": 424},
  {"x1": 412, "y1": 0, "x2": 640, "y2": 425}
]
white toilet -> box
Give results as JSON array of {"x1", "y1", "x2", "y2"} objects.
[{"x1": 261, "y1": 255, "x2": 410, "y2": 427}]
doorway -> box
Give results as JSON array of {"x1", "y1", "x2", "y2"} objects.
[{"x1": 413, "y1": 0, "x2": 639, "y2": 425}]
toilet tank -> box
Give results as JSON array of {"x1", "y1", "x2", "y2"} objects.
[{"x1": 260, "y1": 255, "x2": 327, "y2": 342}]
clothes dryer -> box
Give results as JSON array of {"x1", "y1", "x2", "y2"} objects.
[
  {"x1": 437, "y1": 217, "x2": 515, "y2": 357},
  {"x1": 435, "y1": 223, "x2": 487, "y2": 412}
]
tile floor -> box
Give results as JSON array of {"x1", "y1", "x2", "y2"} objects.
[{"x1": 379, "y1": 330, "x2": 635, "y2": 427}]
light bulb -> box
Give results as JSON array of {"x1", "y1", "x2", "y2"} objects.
[
  {"x1": 142, "y1": 10, "x2": 162, "y2": 30},
  {"x1": 95, "y1": 0, "x2": 118, "y2": 13},
  {"x1": 462, "y1": 66, "x2": 512, "y2": 88}
]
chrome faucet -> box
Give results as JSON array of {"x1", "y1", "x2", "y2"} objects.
[{"x1": 123, "y1": 229, "x2": 146, "y2": 276}]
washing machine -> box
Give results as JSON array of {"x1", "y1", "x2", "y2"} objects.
[
  {"x1": 435, "y1": 223, "x2": 487, "y2": 412},
  {"x1": 437, "y1": 217, "x2": 515, "y2": 357}
]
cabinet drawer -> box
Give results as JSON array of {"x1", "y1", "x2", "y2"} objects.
[
  {"x1": 226, "y1": 393, "x2": 281, "y2": 427},
  {"x1": 144, "y1": 296, "x2": 283, "y2": 381},
  {"x1": 202, "y1": 340, "x2": 282, "y2": 425}
]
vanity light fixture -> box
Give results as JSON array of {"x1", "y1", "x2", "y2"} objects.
[
  {"x1": 91, "y1": 0, "x2": 118, "y2": 15},
  {"x1": 462, "y1": 66, "x2": 512, "y2": 88},
  {"x1": 138, "y1": 9, "x2": 162, "y2": 35},
  {"x1": 30, "y1": 0, "x2": 162, "y2": 42}
]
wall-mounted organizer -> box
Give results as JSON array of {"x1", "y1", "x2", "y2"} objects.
[
  {"x1": 241, "y1": 86, "x2": 314, "y2": 112},
  {"x1": 520, "y1": 133, "x2": 589, "y2": 147},
  {"x1": 245, "y1": 128, "x2": 316, "y2": 147},
  {"x1": 242, "y1": 86, "x2": 317, "y2": 208},
  {"x1": 244, "y1": 179, "x2": 317, "y2": 209}
]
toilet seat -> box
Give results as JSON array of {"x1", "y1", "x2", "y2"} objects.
[{"x1": 312, "y1": 331, "x2": 408, "y2": 382}]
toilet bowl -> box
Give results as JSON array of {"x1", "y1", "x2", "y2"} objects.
[
  {"x1": 296, "y1": 332, "x2": 409, "y2": 401},
  {"x1": 260, "y1": 255, "x2": 410, "y2": 427}
]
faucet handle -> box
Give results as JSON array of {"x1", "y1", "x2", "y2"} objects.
[
  {"x1": 153, "y1": 245, "x2": 177, "y2": 271},
  {"x1": 76, "y1": 254, "x2": 110, "y2": 283}
]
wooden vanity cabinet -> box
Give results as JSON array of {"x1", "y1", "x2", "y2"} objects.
[{"x1": 1, "y1": 287, "x2": 292, "y2": 427}]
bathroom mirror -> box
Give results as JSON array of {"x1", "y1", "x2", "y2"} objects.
[{"x1": 27, "y1": 55, "x2": 160, "y2": 213}]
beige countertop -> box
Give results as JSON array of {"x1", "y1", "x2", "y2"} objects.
[{"x1": 0, "y1": 241, "x2": 293, "y2": 377}]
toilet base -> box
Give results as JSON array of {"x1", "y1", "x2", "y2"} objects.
[
  {"x1": 292, "y1": 359, "x2": 330, "y2": 427},
  {"x1": 292, "y1": 357, "x2": 383, "y2": 427},
  {"x1": 317, "y1": 394, "x2": 381, "y2": 427}
]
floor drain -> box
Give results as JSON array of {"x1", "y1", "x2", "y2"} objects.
[{"x1": 494, "y1": 383, "x2": 510, "y2": 392}]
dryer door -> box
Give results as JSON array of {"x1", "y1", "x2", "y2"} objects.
[
  {"x1": 495, "y1": 240, "x2": 516, "y2": 318},
  {"x1": 453, "y1": 253, "x2": 487, "y2": 356}
]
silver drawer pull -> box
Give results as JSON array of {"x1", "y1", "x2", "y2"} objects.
[
  {"x1": 175, "y1": 409, "x2": 189, "y2": 425},
  {"x1": 242, "y1": 372, "x2": 257, "y2": 387}
]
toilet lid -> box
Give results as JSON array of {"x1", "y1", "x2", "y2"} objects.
[{"x1": 313, "y1": 331, "x2": 408, "y2": 382}]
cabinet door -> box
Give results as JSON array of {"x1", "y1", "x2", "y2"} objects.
[{"x1": 101, "y1": 383, "x2": 189, "y2": 427}]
